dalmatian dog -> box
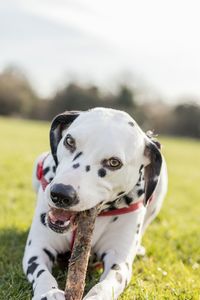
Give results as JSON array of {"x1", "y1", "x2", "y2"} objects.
[{"x1": 23, "y1": 108, "x2": 167, "y2": 300}]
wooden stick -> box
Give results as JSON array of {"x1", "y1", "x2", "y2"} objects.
[{"x1": 65, "y1": 206, "x2": 99, "y2": 300}]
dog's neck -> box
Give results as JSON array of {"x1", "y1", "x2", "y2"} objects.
[{"x1": 100, "y1": 169, "x2": 145, "y2": 213}]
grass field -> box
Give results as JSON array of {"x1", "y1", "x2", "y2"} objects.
[{"x1": 0, "y1": 117, "x2": 200, "y2": 300}]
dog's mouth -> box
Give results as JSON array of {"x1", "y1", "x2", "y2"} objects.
[{"x1": 47, "y1": 207, "x2": 78, "y2": 234}]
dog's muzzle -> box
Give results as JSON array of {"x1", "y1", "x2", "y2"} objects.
[
  {"x1": 47, "y1": 184, "x2": 79, "y2": 234},
  {"x1": 50, "y1": 184, "x2": 79, "y2": 208},
  {"x1": 47, "y1": 207, "x2": 78, "y2": 234}
]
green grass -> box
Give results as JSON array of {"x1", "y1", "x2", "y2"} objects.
[{"x1": 0, "y1": 117, "x2": 200, "y2": 300}]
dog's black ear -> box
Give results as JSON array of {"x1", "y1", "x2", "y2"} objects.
[
  {"x1": 50, "y1": 111, "x2": 80, "y2": 165},
  {"x1": 144, "y1": 140, "x2": 162, "y2": 205}
]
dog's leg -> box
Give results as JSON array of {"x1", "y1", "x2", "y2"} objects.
[
  {"x1": 84, "y1": 208, "x2": 146, "y2": 300},
  {"x1": 84, "y1": 259, "x2": 133, "y2": 300},
  {"x1": 23, "y1": 244, "x2": 66, "y2": 300},
  {"x1": 23, "y1": 198, "x2": 68, "y2": 300}
]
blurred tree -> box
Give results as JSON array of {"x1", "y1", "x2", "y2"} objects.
[
  {"x1": 49, "y1": 83, "x2": 102, "y2": 118},
  {"x1": 170, "y1": 103, "x2": 200, "y2": 138},
  {"x1": 49, "y1": 83, "x2": 117, "y2": 117},
  {"x1": 0, "y1": 66, "x2": 39, "y2": 117},
  {"x1": 138, "y1": 100, "x2": 171, "y2": 133},
  {"x1": 116, "y1": 85, "x2": 136, "y2": 108},
  {"x1": 0, "y1": 65, "x2": 199, "y2": 139},
  {"x1": 49, "y1": 82, "x2": 138, "y2": 119}
]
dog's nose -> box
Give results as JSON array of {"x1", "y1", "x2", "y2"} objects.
[{"x1": 50, "y1": 184, "x2": 78, "y2": 207}]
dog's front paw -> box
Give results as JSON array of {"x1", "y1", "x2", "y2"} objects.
[
  {"x1": 32, "y1": 288, "x2": 65, "y2": 300},
  {"x1": 83, "y1": 282, "x2": 108, "y2": 300}
]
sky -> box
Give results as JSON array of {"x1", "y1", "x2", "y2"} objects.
[{"x1": 0, "y1": 0, "x2": 200, "y2": 103}]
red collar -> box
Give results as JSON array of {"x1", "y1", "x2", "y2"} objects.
[
  {"x1": 98, "y1": 193, "x2": 154, "y2": 216},
  {"x1": 99, "y1": 201, "x2": 144, "y2": 216},
  {"x1": 37, "y1": 156, "x2": 152, "y2": 217},
  {"x1": 36, "y1": 155, "x2": 50, "y2": 191}
]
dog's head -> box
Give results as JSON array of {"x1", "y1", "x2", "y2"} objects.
[{"x1": 45, "y1": 108, "x2": 162, "y2": 233}]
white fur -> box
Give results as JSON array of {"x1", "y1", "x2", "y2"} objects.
[{"x1": 23, "y1": 108, "x2": 168, "y2": 300}]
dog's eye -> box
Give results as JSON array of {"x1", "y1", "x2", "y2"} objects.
[
  {"x1": 103, "y1": 157, "x2": 123, "y2": 170},
  {"x1": 64, "y1": 135, "x2": 75, "y2": 150}
]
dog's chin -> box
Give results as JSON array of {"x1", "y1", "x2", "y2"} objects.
[{"x1": 47, "y1": 207, "x2": 78, "y2": 234}]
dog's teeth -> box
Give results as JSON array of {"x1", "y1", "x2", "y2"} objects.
[{"x1": 64, "y1": 220, "x2": 70, "y2": 226}]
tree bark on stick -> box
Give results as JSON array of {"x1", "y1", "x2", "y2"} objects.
[{"x1": 65, "y1": 206, "x2": 99, "y2": 300}]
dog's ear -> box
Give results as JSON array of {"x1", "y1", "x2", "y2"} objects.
[
  {"x1": 143, "y1": 140, "x2": 162, "y2": 205},
  {"x1": 50, "y1": 111, "x2": 80, "y2": 165}
]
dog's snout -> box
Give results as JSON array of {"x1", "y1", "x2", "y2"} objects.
[{"x1": 50, "y1": 184, "x2": 78, "y2": 207}]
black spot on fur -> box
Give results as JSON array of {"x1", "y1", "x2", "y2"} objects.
[
  {"x1": 136, "y1": 229, "x2": 140, "y2": 234},
  {"x1": 138, "y1": 189, "x2": 144, "y2": 197},
  {"x1": 106, "y1": 201, "x2": 118, "y2": 211},
  {"x1": 124, "y1": 195, "x2": 133, "y2": 205},
  {"x1": 112, "y1": 216, "x2": 118, "y2": 222},
  {"x1": 49, "y1": 177, "x2": 53, "y2": 181},
  {"x1": 43, "y1": 248, "x2": 55, "y2": 263},
  {"x1": 139, "y1": 164, "x2": 144, "y2": 172},
  {"x1": 137, "y1": 223, "x2": 141, "y2": 228},
  {"x1": 73, "y1": 163, "x2": 80, "y2": 169},
  {"x1": 41, "y1": 297, "x2": 47, "y2": 300},
  {"x1": 31, "y1": 279, "x2": 35, "y2": 286},
  {"x1": 28, "y1": 256, "x2": 38, "y2": 264},
  {"x1": 27, "y1": 262, "x2": 39, "y2": 275},
  {"x1": 37, "y1": 269, "x2": 45, "y2": 278},
  {"x1": 73, "y1": 151, "x2": 83, "y2": 161},
  {"x1": 138, "y1": 165, "x2": 144, "y2": 182},
  {"x1": 28, "y1": 240, "x2": 31, "y2": 246},
  {"x1": 111, "y1": 264, "x2": 121, "y2": 270},
  {"x1": 117, "y1": 191, "x2": 125, "y2": 196},
  {"x1": 116, "y1": 272, "x2": 123, "y2": 283},
  {"x1": 101, "y1": 252, "x2": 106, "y2": 260},
  {"x1": 40, "y1": 213, "x2": 46, "y2": 226},
  {"x1": 85, "y1": 165, "x2": 90, "y2": 172},
  {"x1": 98, "y1": 168, "x2": 106, "y2": 177},
  {"x1": 43, "y1": 167, "x2": 50, "y2": 176},
  {"x1": 52, "y1": 166, "x2": 56, "y2": 173},
  {"x1": 106, "y1": 201, "x2": 115, "y2": 206},
  {"x1": 128, "y1": 121, "x2": 134, "y2": 127}
]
